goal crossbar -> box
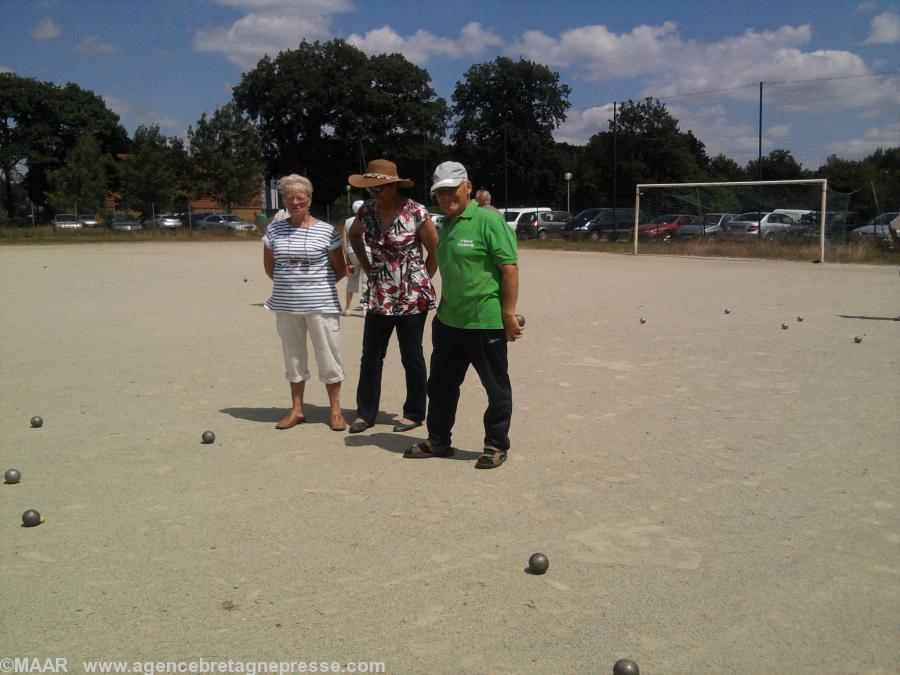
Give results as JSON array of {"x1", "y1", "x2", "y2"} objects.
[{"x1": 633, "y1": 179, "x2": 829, "y2": 261}]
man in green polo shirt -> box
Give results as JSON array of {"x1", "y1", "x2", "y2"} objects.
[{"x1": 404, "y1": 161, "x2": 523, "y2": 468}]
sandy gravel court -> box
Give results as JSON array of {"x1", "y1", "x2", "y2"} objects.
[{"x1": 1, "y1": 241, "x2": 898, "y2": 673}]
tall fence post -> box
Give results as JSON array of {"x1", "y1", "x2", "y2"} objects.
[{"x1": 633, "y1": 185, "x2": 641, "y2": 256}]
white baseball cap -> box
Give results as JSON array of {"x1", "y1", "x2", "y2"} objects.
[
  {"x1": 352, "y1": 199, "x2": 364, "y2": 214},
  {"x1": 431, "y1": 161, "x2": 469, "y2": 192}
]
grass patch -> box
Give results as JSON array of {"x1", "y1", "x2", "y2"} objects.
[{"x1": 518, "y1": 235, "x2": 899, "y2": 265}]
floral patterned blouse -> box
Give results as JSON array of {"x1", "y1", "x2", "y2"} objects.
[{"x1": 357, "y1": 198, "x2": 436, "y2": 316}]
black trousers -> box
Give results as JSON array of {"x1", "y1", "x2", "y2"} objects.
[
  {"x1": 355, "y1": 312, "x2": 428, "y2": 424},
  {"x1": 426, "y1": 317, "x2": 512, "y2": 452}
]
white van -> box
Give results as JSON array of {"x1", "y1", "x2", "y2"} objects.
[{"x1": 502, "y1": 207, "x2": 551, "y2": 231}]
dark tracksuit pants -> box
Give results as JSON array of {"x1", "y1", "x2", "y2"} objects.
[
  {"x1": 426, "y1": 317, "x2": 512, "y2": 452},
  {"x1": 355, "y1": 312, "x2": 428, "y2": 425}
]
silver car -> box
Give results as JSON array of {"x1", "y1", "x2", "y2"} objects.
[
  {"x1": 724, "y1": 211, "x2": 796, "y2": 239},
  {"x1": 194, "y1": 214, "x2": 256, "y2": 232},
  {"x1": 109, "y1": 213, "x2": 143, "y2": 232},
  {"x1": 53, "y1": 214, "x2": 82, "y2": 229},
  {"x1": 143, "y1": 213, "x2": 183, "y2": 229},
  {"x1": 677, "y1": 213, "x2": 736, "y2": 239},
  {"x1": 849, "y1": 212, "x2": 899, "y2": 241}
]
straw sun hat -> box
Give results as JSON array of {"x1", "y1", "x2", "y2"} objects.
[{"x1": 348, "y1": 159, "x2": 415, "y2": 189}]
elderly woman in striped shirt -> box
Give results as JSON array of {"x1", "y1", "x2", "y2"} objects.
[{"x1": 263, "y1": 174, "x2": 348, "y2": 431}]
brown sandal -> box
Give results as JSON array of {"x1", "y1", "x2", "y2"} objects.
[
  {"x1": 403, "y1": 441, "x2": 454, "y2": 458},
  {"x1": 474, "y1": 447, "x2": 507, "y2": 469},
  {"x1": 275, "y1": 413, "x2": 305, "y2": 430}
]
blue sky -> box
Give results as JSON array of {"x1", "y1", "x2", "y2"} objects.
[{"x1": 1, "y1": 0, "x2": 898, "y2": 168}]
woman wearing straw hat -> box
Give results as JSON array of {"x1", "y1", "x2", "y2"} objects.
[{"x1": 346, "y1": 159, "x2": 440, "y2": 434}]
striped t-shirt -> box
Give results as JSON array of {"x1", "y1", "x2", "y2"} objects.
[{"x1": 263, "y1": 218, "x2": 342, "y2": 314}]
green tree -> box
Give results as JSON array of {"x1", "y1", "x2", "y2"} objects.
[
  {"x1": 44, "y1": 134, "x2": 109, "y2": 215},
  {"x1": 745, "y1": 148, "x2": 807, "y2": 180},
  {"x1": 580, "y1": 98, "x2": 710, "y2": 209},
  {"x1": 708, "y1": 153, "x2": 746, "y2": 182},
  {"x1": 816, "y1": 148, "x2": 900, "y2": 218},
  {"x1": 118, "y1": 125, "x2": 189, "y2": 218},
  {"x1": 0, "y1": 74, "x2": 127, "y2": 216},
  {"x1": 233, "y1": 40, "x2": 448, "y2": 210},
  {"x1": 450, "y1": 57, "x2": 571, "y2": 208},
  {"x1": 188, "y1": 102, "x2": 264, "y2": 212}
]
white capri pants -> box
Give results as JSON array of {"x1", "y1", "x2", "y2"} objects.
[
  {"x1": 275, "y1": 312, "x2": 344, "y2": 384},
  {"x1": 346, "y1": 250, "x2": 367, "y2": 295}
]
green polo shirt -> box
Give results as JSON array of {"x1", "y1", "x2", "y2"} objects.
[{"x1": 435, "y1": 200, "x2": 518, "y2": 329}]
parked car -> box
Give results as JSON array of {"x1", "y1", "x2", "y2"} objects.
[
  {"x1": 676, "y1": 213, "x2": 736, "y2": 239},
  {"x1": 562, "y1": 207, "x2": 640, "y2": 240},
  {"x1": 194, "y1": 213, "x2": 256, "y2": 231},
  {"x1": 78, "y1": 214, "x2": 100, "y2": 227},
  {"x1": 502, "y1": 207, "x2": 551, "y2": 232},
  {"x1": 143, "y1": 213, "x2": 183, "y2": 229},
  {"x1": 723, "y1": 211, "x2": 797, "y2": 239},
  {"x1": 849, "y1": 212, "x2": 899, "y2": 241},
  {"x1": 782, "y1": 211, "x2": 866, "y2": 240},
  {"x1": 108, "y1": 213, "x2": 143, "y2": 232},
  {"x1": 429, "y1": 213, "x2": 446, "y2": 230},
  {"x1": 638, "y1": 214, "x2": 699, "y2": 242},
  {"x1": 772, "y1": 208, "x2": 813, "y2": 223},
  {"x1": 52, "y1": 213, "x2": 82, "y2": 229},
  {"x1": 517, "y1": 210, "x2": 572, "y2": 240}
]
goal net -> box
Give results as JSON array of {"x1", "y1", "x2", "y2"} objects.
[{"x1": 634, "y1": 179, "x2": 853, "y2": 262}]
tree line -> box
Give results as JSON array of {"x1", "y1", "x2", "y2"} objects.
[{"x1": 2, "y1": 39, "x2": 897, "y2": 223}]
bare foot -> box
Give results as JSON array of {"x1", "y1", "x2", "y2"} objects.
[{"x1": 329, "y1": 413, "x2": 348, "y2": 431}]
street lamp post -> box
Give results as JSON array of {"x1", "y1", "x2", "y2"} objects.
[
  {"x1": 345, "y1": 184, "x2": 351, "y2": 215},
  {"x1": 564, "y1": 172, "x2": 573, "y2": 214}
]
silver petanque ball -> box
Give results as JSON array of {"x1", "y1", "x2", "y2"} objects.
[
  {"x1": 30, "y1": 416, "x2": 43, "y2": 428},
  {"x1": 22, "y1": 509, "x2": 42, "y2": 527},
  {"x1": 5, "y1": 469, "x2": 22, "y2": 484},
  {"x1": 201, "y1": 430, "x2": 216, "y2": 444},
  {"x1": 613, "y1": 659, "x2": 640, "y2": 675},
  {"x1": 528, "y1": 552, "x2": 549, "y2": 574}
]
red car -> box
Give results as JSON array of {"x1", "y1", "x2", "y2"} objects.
[{"x1": 638, "y1": 214, "x2": 700, "y2": 242}]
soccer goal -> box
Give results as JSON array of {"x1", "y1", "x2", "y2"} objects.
[{"x1": 633, "y1": 179, "x2": 852, "y2": 262}]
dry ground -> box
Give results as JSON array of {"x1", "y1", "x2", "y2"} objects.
[{"x1": 1, "y1": 242, "x2": 898, "y2": 674}]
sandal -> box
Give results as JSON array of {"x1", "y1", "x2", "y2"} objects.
[
  {"x1": 403, "y1": 440, "x2": 454, "y2": 459},
  {"x1": 474, "y1": 447, "x2": 507, "y2": 469},
  {"x1": 275, "y1": 413, "x2": 305, "y2": 430}
]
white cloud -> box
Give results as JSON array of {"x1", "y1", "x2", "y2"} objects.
[
  {"x1": 74, "y1": 36, "x2": 119, "y2": 55},
  {"x1": 102, "y1": 94, "x2": 134, "y2": 118},
  {"x1": 554, "y1": 104, "x2": 615, "y2": 145},
  {"x1": 504, "y1": 21, "x2": 876, "y2": 98},
  {"x1": 508, "y1": 22, "x2": 681, "y2": 75},
  {"x1": 347, "y1": 22, "x2": 503, "y2": 65},
  {"x1": 823, "y1": 121, "x2": 900, "y2": 158},
  {"x1": 31, "y1": 18, "x2": 61, "y2": 40},
  {"x1": 855, "y1": 1, "x2": 879, "y2": 12},
  {"x1": 193, "y1": 0, "x2": 354, "y2": 69},
  {"x1": 864, "y1": 10, "x2": 900, "y2": 43}
]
